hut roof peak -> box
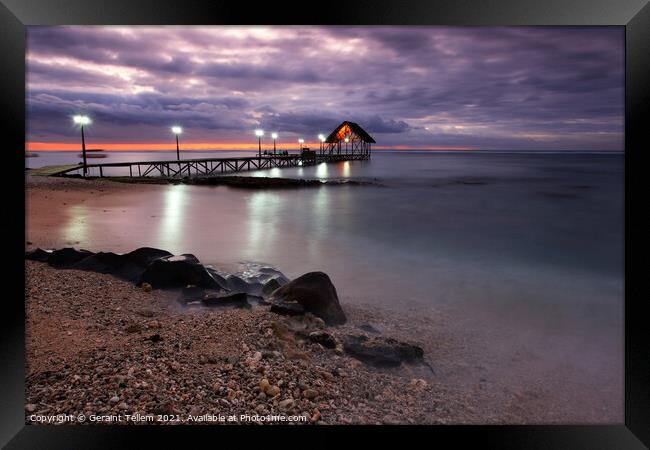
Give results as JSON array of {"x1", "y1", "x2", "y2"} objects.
[{"x1": 325, "y1": 121, "x2": 376, "y2": 143}]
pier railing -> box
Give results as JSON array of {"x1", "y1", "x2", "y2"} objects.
[{"x1": 54, "y1": 152, "x2": 370, "y2": 178}]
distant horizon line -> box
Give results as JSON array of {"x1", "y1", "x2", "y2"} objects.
[
  {"x1": 25, "y1": 148, "x2": 624, "y2": 154},
  {"x1": 25, "y1": 143, "x2": 623, "y2": 153}
]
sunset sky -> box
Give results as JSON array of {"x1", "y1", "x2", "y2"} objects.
[{"x1": 26, "y1": 26, "x2": 624, "y2": 151}]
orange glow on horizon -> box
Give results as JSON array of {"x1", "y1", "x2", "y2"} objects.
[{"x1": 26, "y1": 141, "x2": 472, "y2": 152}]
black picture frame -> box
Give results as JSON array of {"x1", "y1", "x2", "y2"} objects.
[{"x1": 1, "y1": 0, "x2": 647, "y2": 447}]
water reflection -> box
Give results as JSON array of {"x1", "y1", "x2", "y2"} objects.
[
  {"x1": 341, "y1": 161, "x2": 350, "y2": 177},
  {"x1": 158, "y1": 185, "x2": 187, "y2": 248},
  {"x1": 245, "y1": 190, "x2": 284, "y2": 259},
  {"x1": 316, "y1": 162, "x2": 328, "y2": 179},
  {"x1": 63, "y1": 204, "x2": 89, "y2": 245}
]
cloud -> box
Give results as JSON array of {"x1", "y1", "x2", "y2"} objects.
[{"x1": 26, "y1": 26, "x2": 624, "y2": 150}]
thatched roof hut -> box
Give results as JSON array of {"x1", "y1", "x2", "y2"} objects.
[{"x1": 325, "y1": 121, "x2": 376, "y2": 144}]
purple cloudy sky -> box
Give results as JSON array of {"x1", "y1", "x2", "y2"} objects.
[{"x1": 26, "y1": 26, "x2": 624, "y2": 150}]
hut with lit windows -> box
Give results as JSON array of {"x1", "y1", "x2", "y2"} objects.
[{"x1": 322, "y1": 121, "x2": 375, "y2": 156}]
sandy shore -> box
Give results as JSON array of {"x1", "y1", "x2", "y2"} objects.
[{"x1": 25, "y1": 174, "x2": 621, "y2": 424}]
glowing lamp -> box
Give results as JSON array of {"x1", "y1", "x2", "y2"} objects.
[{"x1": 73, "y1": 115, "x2": 91, "y2": 126}]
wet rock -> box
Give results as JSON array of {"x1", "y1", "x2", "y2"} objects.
[
  {"x1": 180, "y1": 285, "x2": 205, "y2": 303},
  {"x1": 341, "y1": 334, "x2": 424, "y2": 368},
  {"x1": 270, "y1": 301, "x2": 306, "y2": 317},
  {"x1": 269, "y1": 272, "x2": 346, "y2": 325},
  {"x1": 25, "y1": 248, "x2": 51, "y2": 262},
  {"x1": 257, "y1": 267, "x2": 290, "y2": 284},
  {"x1": 308, "y1": 331, "x2": 337, "y2": 349},
  {"x1": 262, "y1": 278, "x2": 282, "y2": 296},
  {"x1": 46, "y1": 248, "x2": 94, "y2": 268},
  {"x1": 72, "y1": 247, "x2": 172, "y2": 282},
  {"x1": 201, "y1": 292, "x2": 250, "y2": 308},
  {"x1": 225, "y1": 274, "x2": 258, "y2": 295},
  {"x1": 205, "y1": 268, "x2": 230, "y2": 288},
  {"x1": 138, "y1": 254, "x2": 227, "y2": 290}
]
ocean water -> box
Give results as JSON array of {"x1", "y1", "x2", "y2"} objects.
[{"x1": 28, "y1": 150, "x2": 624, "y2": 416}]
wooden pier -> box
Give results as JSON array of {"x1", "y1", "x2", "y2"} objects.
[
  {"x1": 34, "y1": 120, "x2": 376, "y2": 179},
  {"x1": 47, "y1": 152, "x2": 370, "y2": 179}
]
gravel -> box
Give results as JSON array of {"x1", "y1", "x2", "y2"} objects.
[{"x1": 25, "y1": 261, "x2": 478, "y2": 425}]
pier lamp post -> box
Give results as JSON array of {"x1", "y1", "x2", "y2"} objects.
[
  {"x1": 271, "y1": 132, "x2": 278, "y2": 154},
  {"x1": 344, "y1": 136, "x2": 349, "y2": 154},
  {"x1": 73, "y1": 115, "x2": 92, "y2": 175},
  {"x1": 255, "y1": 129, "x2": 264, "y2": 160},
  {"x1": 318, "y1": 134, "x2": 325, "y2": 154},
  {"x1": 298, "y1": 138, "x2": 304, "y2": 151},
  {"x1": 171, "y1": 126, "x2": 183, "y2": 160}
]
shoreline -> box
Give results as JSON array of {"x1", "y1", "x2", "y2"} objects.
[{"x1": 27, "y1": 172, "x2": 383, "y2": 189}]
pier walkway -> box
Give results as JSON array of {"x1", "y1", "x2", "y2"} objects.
[{"x1": 43, "y1": 151, "x2": 370, "y2": 178}]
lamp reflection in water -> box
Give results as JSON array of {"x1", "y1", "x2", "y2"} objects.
[
  {"x1": 62, "y1": 204, "x2": 90, "y2": 245},
  {"x1": 307, "y1": 186, "x2": 330, "y2": 257},
  {"x1": 316, "y1": 162, "x2": 328, "y2": 179},
  {"x1": 158, "y1": 185, "x2": 187, "y2": 250},
  {"x1": 245, "y1": 191, "x2": 283, "y2": 260},
  {"x1": 341, "y1": 161, "x2": 350, "y2": 178}
]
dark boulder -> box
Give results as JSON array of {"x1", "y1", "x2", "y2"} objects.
[
  {"x1": 25, "y1": 248, "x2": 51, "y2": 262},
  {"x1": 269, "y1": 272, "x2": 346, "y2": 325},
  {"x1": 341, "y1": 334, "x2": 424, "y2": 368},
  {"x1": 257, "y1": 267, "x2": 290, "y2": 285},
  {"x1": 270, "y1": 301, "x2": 306, "y2": 317},
  {"x1": 72, "y1": 247, "x2": 172, "y2": 282},
  {"x1": 205, "y1": 268, "x2": 230, "y2": 288},
  {"x1": 262, "y1": 278, "x2": 282, "y2": 296},
  {"x1": 308, "y1": 331, "x2": 337, "y2": 349},
  {"x1": 47, "y1": 248, "x2": 94, "y2": 268},
  {"x1": 123, "y1": 247, "x2": 172, "y2": 267},
  {"x1": 178, "y1": 285, "x2": 206, "y2": 304},
  {"x1": 225, "y1": 274, "x2": 261, "y2": 295},
  {"x1": 138, "y1": 254, "x2": 227, "y2": 290},
  {"x1": 202, "y1": 292, "x2": 250, "y2": 308}
]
